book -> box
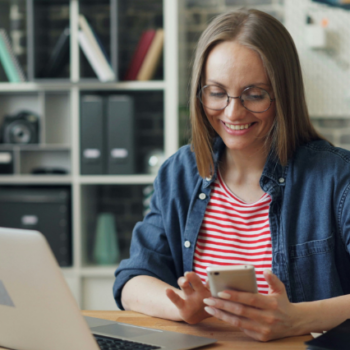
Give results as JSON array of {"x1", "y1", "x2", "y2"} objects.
[
  {"x1": 78, "y1": 30, "x2": 111, "y2": 82},
  {"x1": 41, "y1": 27, "x2": 70, "y2": 78},
  {"x1": 0, "y1": 29, "x2": 26, "y2": 83},
  {"x1": 137, "y1": 29, "x2": 164, "y2": 81},
  {"x1": 124, "y1": 29, "x2": 156, "y2": 81},
  {"x1": 78, "y1": 15, "x2": 115, "y2": 82}
]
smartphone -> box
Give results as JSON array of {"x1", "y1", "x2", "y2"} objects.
[{"x1": 206, "y1": 265, "x2": 258, "y2": 297}]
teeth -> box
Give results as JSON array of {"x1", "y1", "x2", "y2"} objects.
[{"x1": 225, "y1": 123, "x2": 252, "y2": 130}]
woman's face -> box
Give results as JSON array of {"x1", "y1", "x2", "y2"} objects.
[{"x1": 203, "y1": 40, "x2": 276, "y2": 154}]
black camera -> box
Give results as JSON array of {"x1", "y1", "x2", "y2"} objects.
[{"x1": 0, "y1": 110, "x2": 40, "y2": 144}]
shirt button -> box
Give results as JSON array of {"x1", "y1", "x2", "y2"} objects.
[
  {"x1": 206, "y1": 176, "x2": 212, "y2": 181},
  {"x1": 278, "y1": 177, "x2": 285, "y2": 184},
  {"x1": 184, "y1": 240, "x2": 191, "y2": 248},
  {"x1": 199, "y1": 193, "x2": 206, "y2": 200}
]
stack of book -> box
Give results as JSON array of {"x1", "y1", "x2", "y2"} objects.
[
  {"x1": 0, "y1": 29, "x2": 26, "y2": 83},
  {"x1": 124, "y1": 28, "x2": 164, "y2": 81}
]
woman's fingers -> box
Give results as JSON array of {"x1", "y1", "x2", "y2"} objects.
[
  {"x1": 203, "y1": 297, "x2": 274, "y2": 324},
  {"x1": 165, "y1": 288, "x2": 185, "y2": 309},
  {"x1": 177, "y1": 276, "x2": 194, "y2": 295},
  {"x1": 216, "y1": 290, "x2": 275, "y2": 310},
  {"x1": 185, "y1": 271, "x2": 206, "y2": 292},
  {"x1": 204, "y1": 306, "x2": 266, "y2": 335}
]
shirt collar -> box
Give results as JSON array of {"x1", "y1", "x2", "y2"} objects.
[{"x1": 202, "y1": 137, "x2": 288, "y2": 189}]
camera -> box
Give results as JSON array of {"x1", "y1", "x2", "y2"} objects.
[{"x1": 0, "y1": 110, "x2": 40, "y2": 144}]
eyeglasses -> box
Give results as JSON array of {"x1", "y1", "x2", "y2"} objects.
[{"x1": 197, "y1": 85, "x2": 275, "y2": 113}]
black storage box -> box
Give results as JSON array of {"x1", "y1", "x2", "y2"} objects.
[{"x1": 0, "y1": 186, "x2": 72, "y2": 267}]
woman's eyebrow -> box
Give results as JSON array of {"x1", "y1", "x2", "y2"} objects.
[{"x1": 206, "y1": 80, "x2": 270, "y2": 89}]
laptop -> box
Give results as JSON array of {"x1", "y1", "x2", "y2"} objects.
[{"x1": 0, "y1": 227, "x2": 216, "y2": 350}]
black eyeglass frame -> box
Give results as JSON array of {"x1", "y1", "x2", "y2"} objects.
[{"x1": 197, "y1": 85, "x2": 276, "y2": 113}]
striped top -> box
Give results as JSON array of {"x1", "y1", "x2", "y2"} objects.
[{"x1": 193, "y1": 172, "x2": 272, "y2": 294}]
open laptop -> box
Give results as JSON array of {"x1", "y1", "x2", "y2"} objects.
[{"x1": 0, "y1": 227, "x2": 216, "y2": 350}]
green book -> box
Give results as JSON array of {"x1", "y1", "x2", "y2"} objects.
[{"x1": 0, "y1": 29, "x2": 25, "y2": 83}]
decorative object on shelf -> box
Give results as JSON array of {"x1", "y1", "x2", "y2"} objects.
[
  {"x1": 143, "y1": 185, "x2": 154, "y2": 217},
  {"x1": 124, "y1": 29, "x2": 156, "y2": 81},
  {"x1": 145, "y1": 149, "x2": 166, "y2": 175},
  {"x1": 137, "y1": 29, "x2": 164, "y2": 81},
  {"x1": 0, "y1": 28, "x2": 26, "y2": 83},
  {"x1": 78, "y1": 15, "x2": 115, "y2": 82},
  {"x1": 40, "y1": 27, "x2": 70, "y2": 78},
  {"x1": 93, "y1": 212, "x2": 120, "y2": 265},
  {"x1": 0, "y1": 110, "x2": 39, "y2": 144}
]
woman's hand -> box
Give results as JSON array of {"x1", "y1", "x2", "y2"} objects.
[
  {"x1": 203, "y1": 270, "x2": 304, "y2": 341},
  {"x1": 165, "y1": 271, "x2": 212, "y2": 324}
]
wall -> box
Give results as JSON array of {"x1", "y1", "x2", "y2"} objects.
[{"x1": 179, "y1": 0, "x2": 350, "y2": 150}]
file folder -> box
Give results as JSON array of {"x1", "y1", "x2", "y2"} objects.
[
  {"x1": 80, "y1": 95, "x2": 105, "y2": 175},
  {"x1": 106, "y1": 95, "x2": 135, "y2": 174}
]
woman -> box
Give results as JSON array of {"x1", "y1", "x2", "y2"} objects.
[{"x1": 113, "y1": 9, "x2": 350, "y2": 341}]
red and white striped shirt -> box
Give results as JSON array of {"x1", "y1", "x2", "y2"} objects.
[{"x1": 193, "y1": 172, "x2": 272, "y2": 294}]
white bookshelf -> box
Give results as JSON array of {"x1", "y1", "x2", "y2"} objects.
[{"x1": 0, "y1": 0, "x2": 179, "y2": 310}]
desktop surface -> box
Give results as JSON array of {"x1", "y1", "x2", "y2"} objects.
[
  {"x1": 0, "y1": 310, "x2": 312, "y2": 350},
  {"x1": 78, "y1": 310, "x2": 311, "y2": 350}
]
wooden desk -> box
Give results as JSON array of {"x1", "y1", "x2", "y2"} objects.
[{"x1": 82, "y1": 310, "x2": 312, "y2": 350}]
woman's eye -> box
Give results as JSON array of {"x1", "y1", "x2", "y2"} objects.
[{"x1": 210, "y1": 92, "x2": 226, "y2": 97}]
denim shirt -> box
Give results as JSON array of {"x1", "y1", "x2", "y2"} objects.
[{"x1": 113, "y1": 138, "x2": 350, "y2": 310}]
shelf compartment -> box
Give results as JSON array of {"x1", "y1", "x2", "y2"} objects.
[
  {"x1": 44, "y1": 92, "x2": 71, "y2": 145},
  {"x1": 81, "y1": 184, "x2": 148, "y2": 267},
  {"x1": 20, "y1": 149, "x2": 71, "y2": 175},
  {"x1": 80, "y1": 90, "x2": 164, "y2": 175},
  {"x1": 118, "y1": 0, "x2": 164, "y2": 82},
  {"x1": 27, "y1": 0, "x2": 71, "y2": 80}
]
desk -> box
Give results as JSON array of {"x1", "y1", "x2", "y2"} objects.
[
  {"x1": 82, "y1": 310, "x2": 312, "y2": 350},
  {"x1": 0, "y1": 310, "x2": 312, "y2": 350}
]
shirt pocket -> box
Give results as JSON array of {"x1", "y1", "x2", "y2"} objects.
[{"x1": 288, "y1": 235, "x2": 339, "y2": 303}]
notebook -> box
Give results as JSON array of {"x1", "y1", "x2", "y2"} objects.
[{"x1": 0, "y1": 227, "x2": 216, "y2": 350}]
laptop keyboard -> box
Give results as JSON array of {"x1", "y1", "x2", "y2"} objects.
[{"x1": 94, "y1": 334, "x2": 161, "y2": 350}]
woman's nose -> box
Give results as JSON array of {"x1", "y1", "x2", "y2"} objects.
[{"x1": 224, "y1": 97, "x2": 246, "y2": 120}]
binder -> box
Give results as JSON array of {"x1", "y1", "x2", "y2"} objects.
[
  {"x1": 106, "y1": 95, "x2": 135, "y2": 174},
  {"x1": 80, "y1": 95, "x2": 105, "y2": 175}
]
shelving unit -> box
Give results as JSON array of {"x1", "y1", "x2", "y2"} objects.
[{"x1": 0, "y1": 0, "x2": 179, "y2": 309}]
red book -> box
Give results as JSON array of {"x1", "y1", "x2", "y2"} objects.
[{"x1": 124, "y1": 29, "x2": 156, "y2": 81}]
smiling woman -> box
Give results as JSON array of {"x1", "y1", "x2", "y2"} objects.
[{"x1": 114, "y1": 9, "x2": 350, "y2": 343}]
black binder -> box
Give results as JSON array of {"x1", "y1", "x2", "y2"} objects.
[
  {"x1": 106, "y1": 95, "x2": 135, "y2": 174},
  {"x1": 80, "y1": 95, "x2": 105, "y2": 175}
]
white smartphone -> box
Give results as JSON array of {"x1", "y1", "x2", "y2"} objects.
[{"x1": 206, "y1": 265, "x2": 258, "y2": 297}]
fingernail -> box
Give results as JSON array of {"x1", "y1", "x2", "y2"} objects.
[
  {"x1": 184, "y1": 271, "x2": 190, "y2": 276},
  {"x1": 204, "y1": 306, "x2": 215, "y2": 315},
  {"x1": 218, "y1": 292, "x2": 230, "y2": 299},
  {"x1": 203, "y1": 298, "x2": 216, "y2": 306},
  {"x1": 264, "y1": 269, "x2": 273, "y2": 276}
]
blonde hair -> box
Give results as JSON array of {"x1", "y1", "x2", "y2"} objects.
[{"x1": 190, "y1": 9, "x2": 325, "y2": 178}]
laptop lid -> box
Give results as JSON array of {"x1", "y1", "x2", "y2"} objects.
[
  {"x1": 0, "y1": 227, "x2": 216, "y2": 350},
  {"x1": 0, "y1": 227, "x2": 99, "y2": 350}
]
